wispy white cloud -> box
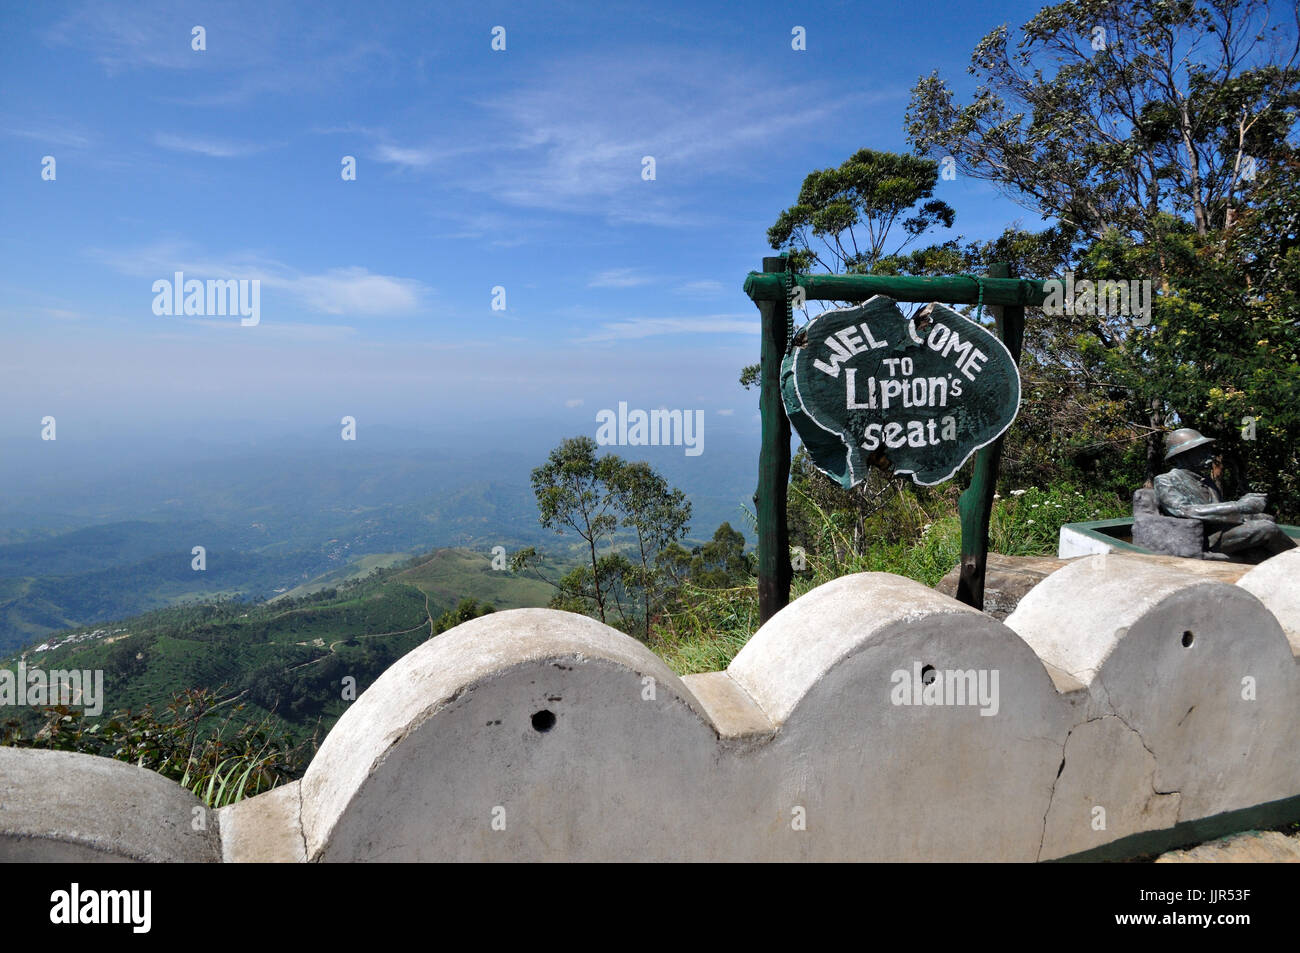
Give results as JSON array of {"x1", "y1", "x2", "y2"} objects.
[
  {"x1": 575, "y1": 314, "x2": 757, "y2": 343},
  {"x1": 587, "y1": 268, "x2": 652, "y2": 289},
  {"x1": 465, "y1": 49, "x2": 890, "y2": 225},
  {"x1": 153, "y1": 132, "x2": 264, "y2": 158},
  {"x1": 315, "y1": 124, "x2": 487, "y2": 174},
  {"x1": 95, "y1": 242, "x2": 430, "y2": 317},
  {"x1": 47, "y1": 2, "x2": 392, "y2": 104},
  {"x1": 423, "y1": 207, "x2": 542, "y2": 248},
  {"x1": 169, "y1": 42, "x2": 393, "y2": 107},
  {"x1": 283, "y1": 267, "x2": 424, "y2": 316},
  {"x1": 2, "y1": 125, "x2": 93, "y2": 149},
  {"x1": 306, "y1": 50, "x2": 897, "y2": 233},
  {"x1": 45, "y1": 2, "x2": 211, "y2": 72},
  {"x1": 372, "y1": 143, "x2": 439, "y2": 169},
  {"x1": 675, "y1": 280, "x2": 727, "y2": 297},
  {"x1": 565, "y1": 398, "x2": 584, "y2": 407},
  {"x1": 39, "y1": 307, "x2": 83, "y2": 322}
]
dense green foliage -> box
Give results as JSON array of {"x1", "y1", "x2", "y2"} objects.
[
  {"x1": 740, "y1": 147, "x2": 955, "y2": 388},
  {"x1": 648, "y1": 482, "x2": 1126, "y2": 674},
  {"x1": 905, "y1": 0, "x2": 1300, "y2": 505}
]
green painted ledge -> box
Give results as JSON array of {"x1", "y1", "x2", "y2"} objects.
[{"x1": 1062, "y1": 518, "x2": 1300, "y2": 556}]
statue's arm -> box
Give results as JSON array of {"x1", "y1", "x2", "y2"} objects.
[
  {"x1": 1186, "y1": 492, "x2": 1269, "y2": 520},
  {"x1": 1179, "y1": 501, "x2": 1246, "y2": 522},
  {"x1": 1155, "y1": 478, "x2": 1246, "y2": 522}
]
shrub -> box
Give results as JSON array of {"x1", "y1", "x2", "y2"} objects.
[{"x1": 1, "y1": 687, "x2": 311, "y2": 808}]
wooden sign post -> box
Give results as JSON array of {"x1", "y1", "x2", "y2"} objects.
[
  {"x1": 746, "y1": 264, "x2": 1044, "y2": 623},
  {"x1": 755, "y1": 256, "x2": 793, "y2": 626},
  {"x1": 955, "y1": 263, "x2": 1026, "y2": 609}
]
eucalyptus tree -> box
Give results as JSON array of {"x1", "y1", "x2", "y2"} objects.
[
  {"x1": 905, "y1": 0, "x2": 1300, "y2": 481},
  {"x1": 905, "y1": 0, "x2": 1300, "y2": 242},
  {"x1": 526, "y1": 438, "x2": 693, "y2": 635},
  {"x1": 529, "y1": 436, "x2": 622, "y2": 623},
  {"x1": 607, "y1": 460, "x2": 691, "y2": 640}
]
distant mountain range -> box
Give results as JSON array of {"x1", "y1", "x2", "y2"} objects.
[{"x1": 0, "y1": 420, "x2": 761, "y2": 655}]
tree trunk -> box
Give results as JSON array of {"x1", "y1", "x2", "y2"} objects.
[
  {"x1": 586, "y1": 532, "x2": 606, "y2": 623},
  {"x1": 1144, "y1": 398, "x2": 1165, "y2": 487}
]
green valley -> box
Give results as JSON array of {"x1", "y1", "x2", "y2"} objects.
[{"x1": 0, "y1": 546, "x2": 575, "y2": 746}]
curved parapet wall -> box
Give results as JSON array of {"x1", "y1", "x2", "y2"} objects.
[
  {"x1": 294, "y1": 579, "x2": 1070, "y2": 862},
  {"x1": 286, "y1": 555, "x2": 1298, "y2": 862},
  {"x1": 0, "y1": 748, "x2": 220, "y2": 862},
  {"x1": 726, "y1": 573, "x2": 1069, "y2": 861},
  {"x1": 298, "y1": 609, "x2": 716, "y2": 862},
  {"x1": 1006, "y1": 554, "x2": 1300, "y2": 859},
  {"x1": 3, "y1": 553, "x2": 1298, "y2": 862},
  {"x1": 1237, "y1": 548, "x2": 1300, "y2": 656}
]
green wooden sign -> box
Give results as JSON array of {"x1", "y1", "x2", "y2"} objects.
[{"x1": 781, "y1": 295, "x2": 1021, "y2": 487}]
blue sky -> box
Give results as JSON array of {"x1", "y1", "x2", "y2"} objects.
[{"x1": 0, "y1": 0, "x2": 1053, "y2": 456}]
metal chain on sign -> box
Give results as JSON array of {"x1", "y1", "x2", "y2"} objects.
[{"x1": 783, "y1": 266, "x2": 795, "y2": 351}]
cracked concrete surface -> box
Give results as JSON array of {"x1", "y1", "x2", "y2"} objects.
[
  {"x1": 1010, "y1": 555, "x2": 1300, "y2": 860},
  {"x1": 1038, "y1": 716, "x2": 1181, "y2": 860}
]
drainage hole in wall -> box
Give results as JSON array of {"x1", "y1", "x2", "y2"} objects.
[
  {"x1": 531, "y1": 710, "x2": 556, "y2": 732},
  {"x1": 1181, "y1": 630, "x2": 1194, "y2": 648}
]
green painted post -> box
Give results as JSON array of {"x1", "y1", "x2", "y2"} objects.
[
  {"x1": 956, "y1": 263, "x2": 1026, "y2": 609},
  {"x1": 743, "y1": 272, "x2": 1048, "y2": 307},
  {"x1": 756, "y1": 256, "x2": 792, "y2": 625}
]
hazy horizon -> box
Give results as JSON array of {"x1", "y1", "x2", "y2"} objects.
[{"x1": 2, "y1": 0, "x2": 1042, "y2": 472}]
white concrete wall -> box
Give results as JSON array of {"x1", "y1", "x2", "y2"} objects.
[
  {"x1": 4, "y1": 552, "x2": 1298, "y2": 862},
  {"x1": 0, "y1": 748, "x2": 221, "y2": 862},
  {"x1": 1237, "y1": 548, "x2": 1300, "y2": 656},
  {"x1": 1006, "y1": 554, "x2": 1300, "y2": 859},
  {"x1": 1058, "y1": 524, "x2": 1117, "y2": 558}
]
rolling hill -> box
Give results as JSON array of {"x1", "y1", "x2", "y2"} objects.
[{"x1": 0, "y1": 547, "x2": 575, "y2": 745}]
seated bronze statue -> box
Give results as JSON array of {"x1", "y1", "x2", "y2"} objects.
[{"x1": 1153, "y1": 428, "x2": 1296, "y2": 559}]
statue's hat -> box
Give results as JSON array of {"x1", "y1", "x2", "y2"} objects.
[{"x1": 1164, "y1": 427, "x2": 1216, "y2": 461}]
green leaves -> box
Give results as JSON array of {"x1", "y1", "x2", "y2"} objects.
[
  {"x1": 900, "y1": 0, "x2": 1300, "y2": 501},
  {"x1": 766, "y1": 148, "x2": 955, "y2": 275},
  {"x1": 528, "y1": 439, "x2": 692, "y2": 638},
  {"x1": 2, "y1": 687, "x2": 306, "y2": 808},
  {"x1": 907, "y1": 0, "x2": 1300, "y2": 241}
]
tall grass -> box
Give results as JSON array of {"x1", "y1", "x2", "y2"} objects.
[{"x1": 649, "y1": 481, "x2": 1125, "y2": 675}]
